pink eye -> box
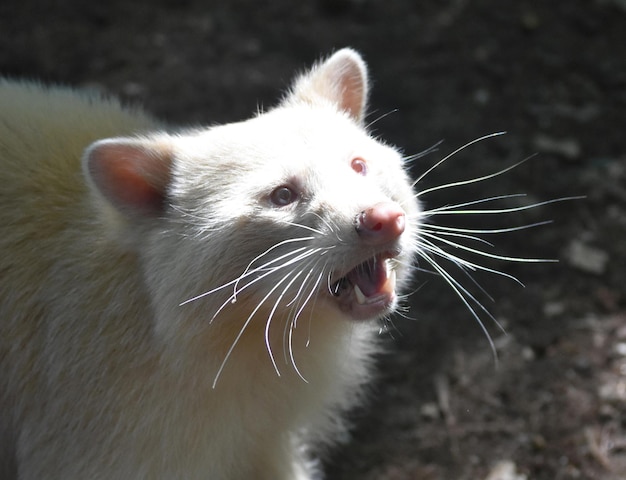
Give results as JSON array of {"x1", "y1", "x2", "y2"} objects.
[
  {"x1": 351, "y1": 157, "x2": 367, "y2": 175},
  {"x1": 270, "y1": 185, "x2": 298, "y2": 206}
]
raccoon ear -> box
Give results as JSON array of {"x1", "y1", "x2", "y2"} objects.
[
  {"x1": 83, "y1": 137, "x2": 173, "y2": 217},
  {"x1": 287, "y1": 48, "x2": 369, "y2": 124}
]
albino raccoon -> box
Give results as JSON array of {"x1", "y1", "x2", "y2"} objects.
[{"x1": 0, "y1": 49, "x2": 420, "y2": 479}]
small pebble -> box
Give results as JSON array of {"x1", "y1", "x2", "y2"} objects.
[
  {"x1": 565, "y1": 240, "x2": 609, "y2": 275},
  {"x1": 533, "y1": 134, "x2": 581, "y2": 160},
  {"x1": 484, "y1": 460, "x2": 527, "y2": 480}
]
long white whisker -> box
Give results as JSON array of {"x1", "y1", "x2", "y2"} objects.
[
  {"x1": 416, "y1": 243, "x2": 500, "y2": 304},
  {"x1": 197, "y1": 249, "x2": 301, "y2": 311},
  {"x1": 212, "y1": 272, "x2": 295, "y2": 389},
  {"x1": 286, "y1": 260, "x2": 320, "y2": 308},
  {"x1": 283, "y1": 262, "x2": 320, "y2": 356},
  {"x1": 419, "y1": 226, "x2": 495, "y2": 247},
  {"x1": 277, "y1": 220, "x2": 324, "y2": 235},
  {"x1": 205, "y1": 248, "x2": 323, "y2": 325},
  {"x1": 288, "y1": 318, "x2": 309, "y2": 383},
  {"x1": 417, "y1": 237, "x2": 525, "y2": 287},
  {"x1": 302, "y1": 271, "x2": 326, "y2": 348},
  {"x1": 417, "y1": 238, "x2": 528, "y2": 287},
  {"x1": 327, "y1": 270, "x2": 337, "y2": 295},
  {"x1": 412, "y1": 132, "x2": 507, "y2": 187},
  {"x1": 293, "y1": 268, "x2": 326, "y2": 329},
  {"x1": 366, "y1": 108, "x2": 398, "y2": 129},
  {"x1": 327, "y1": 269, "x2": 337, "y2": 294},
  {"x1": 264, "y1": 270, "x2": 305, "y2": 378},
  {"x1": 302, "y1": 211, "x2": 337, "y2": 236},
  {"x1": 180, "y1": 277, "x2": 240, "y2": 306},
  {"x1": 423, "y1": 220, "x2": 554, "y2": 235},
  {"x1": 232, "y1": 247, "x2": 325, "y2": 301},
  {"x1": 403, "y1": 140, "x2": 444, "y2": 163},
  {"x1": 454, "y1": 259, "x2": 499, "y2": 304},
  {"x1": 422, "y1": 194, "x2": 528, "y2": 214},
  {"x1": 234, "y1": 237, "x2": 315, "y2": 296},
  {"x1": 179, "y1": 238, "x2": 314, "y2": 306},
  {"x1": 424, "y1": 195, "x2": 585, "y2": 216},
  {"x1": 416, "y1": 249, "x2": 503, "y2": 363},
  {"x1": 285, "y1": 264, "x2": 327, "y2": 383},
  {"x1": 245, "y1": 237, "x2": 315, "y2": 272},
  {"x1": 419, "y1": 231, "x2": 553, "y2": 264},
  {"x1": 416, "y1": 158, "x2": 530, "y2": 197}
]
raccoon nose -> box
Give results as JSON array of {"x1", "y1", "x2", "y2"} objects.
[{"x1": 356, "y1": 202, "x2": 406, "y2": 245}]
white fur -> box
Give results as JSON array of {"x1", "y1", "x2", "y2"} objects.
[{"x1": 0, "y1": 49, "x2": 420, "y2": 479}]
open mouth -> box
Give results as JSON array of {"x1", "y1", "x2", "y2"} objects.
[{"x1": 330, "y1": 253, "x2": 398, "y2": 320}]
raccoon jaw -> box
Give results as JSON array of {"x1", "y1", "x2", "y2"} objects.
[{"x1": 330, "y1": 254, "x2": 398, "y2": 320}]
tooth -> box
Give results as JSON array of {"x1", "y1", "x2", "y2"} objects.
[
  {"x1": 381, "y1": 269, "x2": 397, "y2": 295},
  {"x1": 354, "y1": 284, "x2": 367, "y2": 305}
]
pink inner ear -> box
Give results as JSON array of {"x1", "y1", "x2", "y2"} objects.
[
  {"x1": 333, "y1": 61, "x2": 366, "y2": 122},
  {"x1": 86, "y1": 140, "x2": 173, "y2": 216}
]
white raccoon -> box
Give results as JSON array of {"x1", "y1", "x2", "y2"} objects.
[{"x1": 0, "y1": 49, "x2": 420, "y2": 479}]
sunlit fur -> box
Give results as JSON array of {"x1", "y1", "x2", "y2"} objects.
[
  {"x1": 0, "y1": 50, "x2": 419, "y2": 479},
  {"x1": 0, "y1": 49, "x2": 572, "y2": 479}
]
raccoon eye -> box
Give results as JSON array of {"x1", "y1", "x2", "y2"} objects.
[
  {"x1": 270, "y1": 185, "x2": 298, "y2": 206},
  {"x1": 351, "y1": 157, "x2": 367, "y2": 176}
]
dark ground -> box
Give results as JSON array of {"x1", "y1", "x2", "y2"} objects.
[{"x1": 1, "y1": 1, "x2": 625, "y2": 479}]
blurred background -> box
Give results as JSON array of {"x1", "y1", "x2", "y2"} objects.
[{"x1": 1, "y1": 1, "x2": 624, "y2": 478}]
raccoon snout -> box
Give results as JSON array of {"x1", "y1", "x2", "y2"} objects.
[{"x1": 355, "y1": 202, "x2": 406, "y2": 246}]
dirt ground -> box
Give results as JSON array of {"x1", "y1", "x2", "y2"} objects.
[{"x1": 1, "y1": 0, "x2": 624, "y2": 478}]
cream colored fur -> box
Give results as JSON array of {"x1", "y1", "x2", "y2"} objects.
[{"x1": 0, "y1": 49, "x2": 419, "y2": 479}]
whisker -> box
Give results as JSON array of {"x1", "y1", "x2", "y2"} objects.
[
  {"x1": 415, "y1": 157, "x2": 531, "y2": 197},
  {"x1": 417, "y1": 237, "x2": 526, "y2": 286},
  {"x1": 419, "y1": 231, "x2": 553, "y2": 265},
  {"x1": 199, "y1": 249, "x2": 307, "y2": 313},
  {"x1": 284, "y1": 265, "x2": 327, "y2": 382},
  {"x1": 412, "y1": 132, "x2": 507, "y2": 187},
  {"x1": 423, "y1": 220, "x2": 554, "y2": 235},
  {"x1": 204, "y1": 248, "x2": 323, "y2": 325},
  {"x1": 302, "y1": 211, "x2": 338, "y2": 237},
  {"x1": 180, "y1": 277, "x2": 240, "y2": 306},
  {"x1": 365, "y1": 108, "x2": 398, "y2": 130},
  {"x1": 417, "y1": 244, "x2": 500, "y2": 304},
  {"x1": 302, "y1": 272, "x2": 326, "y2": 348},
  {"x1": 212, "y1": 271, "x2": 295, "y2": 389},
  {"x1": 292, "y1": 268, "x2": 326, "y2": 329},
  {"x1": 454, "y1": 260, "x2": 498, "y2": 304},
  {"x1": 282, "y1": 259, "x2": 326, "y2": 363},
  {"x1": 398, "y1": 279, "x2": 430, "y2": 299},
  {"x1": 393, "y1": 307, "x2": 417, "y2": 323},
  {"x1": 286, "y1": 263, "x2": 319, "y2": 308},
  {"x1": 277, "y1": 219, "x2": 324, "y2": 235},
  {"x1": 288, "y1": 319, "x2": 309, "y2": 383},
  {"x1": 421, "y1": 194, "x2": 528, "y2": 214},
  {"x1": 231, "y1": 248, "x2": 325, "y2": 302},
  {"x1": 428, "y1": 198, "x2": 571, "y2": 215},
  {"x1": 419, "y1": 226, "x2": 495, "y2": 247},
  {"x1": 416, "y1": 248, "x2": 504, "y2": 364},
  {"x1": 327, "y1": 271, "x2": 340, "y2": 295},
  {"x1": 402, "y1": 140, "x2": 444, "y2": 163},
  {"x1": 179, "y1": 238, "x2": 314, "y2": 306},
  {"x1": 424, "y1": 196, "x2": 584, "y2": 216},
  {"x1": 283, "y1": 262, "x2": 320, "y2": 351},
  {"x1": 264, "y1": 270, "x2": 305, "y2": 378},
  {"x1": 234, "y1": 237, "x2": 316, "y2": 296}
]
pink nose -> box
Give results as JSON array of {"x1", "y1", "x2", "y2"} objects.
[{"x1": 356, "y1": 202, "x2": 406, "y2": 245}]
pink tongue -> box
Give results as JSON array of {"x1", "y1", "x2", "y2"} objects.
[{"x1": 348, "y1": 260, "x2": 389, "y2": 297}]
